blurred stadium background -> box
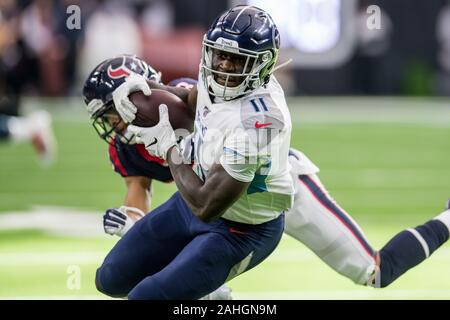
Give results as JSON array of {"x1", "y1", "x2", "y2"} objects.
[{"x1": 0, "y1": 0, "x2": 449, "y2": 299}]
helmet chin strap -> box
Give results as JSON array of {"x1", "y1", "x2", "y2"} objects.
[{"x1": 208, "y1": 75, "x2": 247, "y2": 100}]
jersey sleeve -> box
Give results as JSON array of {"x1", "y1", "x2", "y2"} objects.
[
  {"x1": 219, "y1": 94, "x2": 286, "y2": 183},
  {"x1": 108, "y1": 139, "x2": 173, "y2": 182}
]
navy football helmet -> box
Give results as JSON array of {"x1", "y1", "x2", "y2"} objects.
[
  {"x1": 82, "y1": 54, "x2": 160, "y2": 143},
  {"x1": 201, "y1": 5, "x2": 280, "y2": 100}
]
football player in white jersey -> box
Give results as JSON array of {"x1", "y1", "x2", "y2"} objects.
[
  {"x1": 95, "y1": 5, "x2": 294, "y2": 299},
  {"x1": 105, "y1": 5, "x2": 450, "y2": 295}
]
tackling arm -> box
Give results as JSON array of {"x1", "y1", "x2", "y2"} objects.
[
  {"x1": 103, "y1": 176, "x2": 151, "y2": 237},
  {"x1": 167, "y1": 148, "x2": 250, "y2": 223},
  {"x1": 123, "y1": 176, "x2": 152, "y2": 218}
]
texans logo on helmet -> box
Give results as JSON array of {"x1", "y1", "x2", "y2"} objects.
[{"x1": 107, "y1": 65, "x2": 131, "y2": 79}]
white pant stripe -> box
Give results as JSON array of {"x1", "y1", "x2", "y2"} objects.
[{"x1": 407, "y1": 228, "x2": 430, "y2": 258}]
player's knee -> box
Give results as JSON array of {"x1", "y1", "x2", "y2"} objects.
[
  {"x1": 95, "y1": 263, "x2": 130, "y2": 298},
  {"x1": 95, "y1": 268, "x2": 107, "y2": 294}
]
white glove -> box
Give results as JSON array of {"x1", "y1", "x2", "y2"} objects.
[
  {"x1": 127, "y1": 104, "x2": 177, "y2": 159},
  {"x1": 112, "y1": 73, "x2": 151, "y2": 123},
  {"x1": 103, "y1": 206, "x2": 145, "y2": 237}
]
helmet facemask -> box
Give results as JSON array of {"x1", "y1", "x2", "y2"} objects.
[
  {"x1": 201, "y1": 36, "x2": 279, "y2": 101},
  {"x1": 90, "y1": 102, "x2": 135, "y2": 145}
]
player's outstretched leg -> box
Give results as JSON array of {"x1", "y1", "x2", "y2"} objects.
[
  {"x1": 285, "y1": 173, "x2": 378, "y2": 285},
  {"x1": 373, "y1": 200, "x2": 450, "y2": 287},
  {"x1": 285, "y1": 170, "x2": 450, "y2": 287}
]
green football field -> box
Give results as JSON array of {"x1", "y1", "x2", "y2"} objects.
[{"x1": 0, "y1": 97, "x2": 449, "y2": 299}]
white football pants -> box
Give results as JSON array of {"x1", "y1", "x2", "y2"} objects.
[{"x1": 285, "y1": 149, "x2": 377, "y2": 285}]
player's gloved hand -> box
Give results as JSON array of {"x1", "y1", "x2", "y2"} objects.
[
  {"x1": 112, "y1": 73, "x2": 151, "y2": 124},
  {"x1": 127, "y1": 104, "x2": 177, "y2": 159},
  {"x1": 103, "y1": 206, "x2": 145, "y2": 237}
]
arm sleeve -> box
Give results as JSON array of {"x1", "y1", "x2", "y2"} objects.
[{"x1": 109, "y1": 140, "x2": 173, "y2": 182}]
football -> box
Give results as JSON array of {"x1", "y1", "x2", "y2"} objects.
[{"x1": 129, "y1": 89, "x2": 194, "y2": 132}]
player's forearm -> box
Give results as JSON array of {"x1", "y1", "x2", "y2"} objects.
[
  {"x1": 124, "y1": 177, "x2": 151, "y2": 219},
  {"x1": 124, "y1": 188, "x2": 150, "y2": 214},
  {"x1": 167, "y1": 151, "x2": 219, "y2": 222},
  {"x1": 167, "y1": 148, "x2": 248, "y2": 222},
  {"x1": 167, "y1": 161, "x2": 209, "y2": 218}
]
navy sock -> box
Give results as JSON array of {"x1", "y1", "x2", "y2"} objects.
[{"x1": 378, "y1": 219, "x2": 449, "y2": 287}]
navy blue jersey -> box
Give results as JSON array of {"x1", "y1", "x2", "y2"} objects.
[
  {"x1": 108, "y1": 78, "x2": 197, "y2": 182},
  {"x1": 109, "y1": 137, "x2": 172, "y2": 182}
]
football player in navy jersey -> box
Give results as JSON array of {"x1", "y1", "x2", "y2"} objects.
[
  {"x1": 82, "y1": 54, "x2": 164, "y2": 236},
  {"x1": 83, "y1": 55, "x2": 200, "y2": 236}
]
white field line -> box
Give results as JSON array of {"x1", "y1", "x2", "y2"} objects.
[
  {"x1": 0, "y1": 252, "x2": 106, "y2": 266},
  {"x1": 0, "y1": 206, "x2": 104, "y2": 237},
  {"x1": 287, "y1": 97, "x2": 450, "y2": 126},
  {"x1": 266, "y1": 246, "x2": 450, "y2": 263},
  {"x1": 20, "y1": 97, "x2": 450, "y2": 125}
]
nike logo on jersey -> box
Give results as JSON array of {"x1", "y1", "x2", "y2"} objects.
[
  {"x1": 255, "y1": 121, "x2": 272, "y2": 129},
  {"x1": 145, "y1": 137, "x2": 158, "y2": 148}
]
